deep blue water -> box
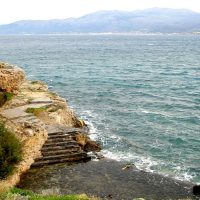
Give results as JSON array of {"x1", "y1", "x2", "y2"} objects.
[{"x1": 0, "y1": 34, "x2": 199, "y2": 183}]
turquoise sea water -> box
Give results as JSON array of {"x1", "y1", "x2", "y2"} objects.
[{"x1": 0, "y1": 35, "x2": 199, "y2": 183}]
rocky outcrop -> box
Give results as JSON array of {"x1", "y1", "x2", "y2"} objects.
[
  {"x1": 0, "y1": 62, "x2": 25, "y2": 93},
  {"x1": 0, "y1": 62, "x2": 101, "y2": 190}
]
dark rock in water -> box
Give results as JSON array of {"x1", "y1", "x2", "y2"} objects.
[
  {"x1": 193, "y1": 185, "x2": 200, "y2": 196},
  {"x1": 84, "y1": 140, "x2": 101, "y2": 152}
]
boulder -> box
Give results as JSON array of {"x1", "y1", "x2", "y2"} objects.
[
  {"x1": 193, "y1": 185, "x2": 200, "y2": 196},
  {"x1": 75, "y1": 132, "x2": 88, "y2": 146},
  {"x1": 84, "y1": 140, "x2": 101, "y2": 152},
  {"x1": 0, "y1": 62, "x2": 25, "y2": 93},
  {"x1": 74, "y1": 132, "x2": 101, "y2": 152}
]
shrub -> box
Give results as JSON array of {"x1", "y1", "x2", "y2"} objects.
[
  {"x1": 0, "y1": 123, "x2": 22, "y2": 179},
  {"x1": 4, "y1": 92, "x2": 14, "y2": 101},
  {"x1": 0, "y1": 92, "x2": 13, "y2": 107}
]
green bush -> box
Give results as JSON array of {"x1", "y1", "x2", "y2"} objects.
[
  {"x1": 0, "y1": 123, "x2": 22, "y2": 179},
  {"x1": 0, "y1": 92, "x2": 13, "y2": 107},
  {"x1": 4, "y1": 92, "x2": 14, "y2": 101}
]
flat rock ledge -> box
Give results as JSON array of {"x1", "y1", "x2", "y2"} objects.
[{"x1": 0, "y1": 62, "x2": 100, "y2": 191}]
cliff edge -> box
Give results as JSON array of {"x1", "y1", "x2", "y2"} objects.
[{"x1": 0, "y1": 62, "x2": 100, "y2": 191}]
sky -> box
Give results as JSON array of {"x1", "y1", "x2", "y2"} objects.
[{"x1": 0, "y1": 0, "x2": 200, "y2": 24}]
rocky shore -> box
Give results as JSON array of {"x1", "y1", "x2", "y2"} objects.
[
  {"x1": 18, "y1": 159, "x2": 197, "y2": 200},
  {"x1": 0, "y1": 62, "x2": 100, "y2": 191},
  {"x1": 0, "y1": 62, "x2": 199, "y2": 200}
]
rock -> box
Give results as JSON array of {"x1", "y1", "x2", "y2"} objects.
[
  {"x1": 41, "y1": 188, "x2": 60, "y2": 195},
  {"x1": 84, "y1": 140, "x2": 101, "y2": 152},
  {"x1": 74, "y1": 132, "x2": 101, "y2": 152},
  {"x1": 193, "y1": 185, "x2": 200, "y2": 196},
  {"x1": 6, "y1": 194, "x2": 29, "y2": 200},
  {"x1": 122, "y1": 164, "x2": 135, "y2": 170},
  {"x1": 87, "y1": 152, "x2": 104, "y2": 160},
  {"x1": 30, "y1": 97, "x2": 53, "y2": 104},
  {"x1": 24, "y1": 128, "x2": 34, "y2": 136},
  {"x1": 0, "y1": 62, "x2": 25, "y2": 93},
  {"x1": 74, "y1": 118, "x2": 87, "y2": 128},
  {"x1": 132, "y1": 198, "x2": 145, "y2": 200},
  {"x1": 75, "y1": 133, "x2": 88, "y2": 146}
]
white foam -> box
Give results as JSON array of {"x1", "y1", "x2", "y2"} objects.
[
  {"x1": 175, "y1": 171, "x2": 194, "y2": 182},
  {"x1": 102, "y1": 149, "x2": 158, "y2": 173},
  {"x1": 141, "y1": 109, "x2": 171, "y2": 117},
  {"x1": 147, "y1": 43, "x2": 154, "y2": 46},
  {"x1": 78, "y1": 109, "x2": 197, "y2": 184}
]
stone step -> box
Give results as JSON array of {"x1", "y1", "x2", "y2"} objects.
[
  {"x1": 41, "y1": 145, "x2": 81, "y2": 152},
  {"x1": 46, "y1": 138, "x2": 73, "y2": 143},
  {"x1": 31, "y1": 155, "x2": 91, "y2": 167},
  {"x1": 47, "y1": 131, "x2": 79, "y2": 137},
  {"x1": 48, "y1": 132, "x2": 67, "y2": 136},
  {"x1": 35, "y1": 152, "x2": 88, "y2": 162},
  {"x1": 48, "y1": 134, "x2": 71, "y2": 139},
  {"x1": 41, "y1": 148, "x2": 81, "y2": 156},
  {"x1": 42, "y1": 141, "x2": 79, "y2": 148},
  {"x1": 15, "y1": 118, "x2": 40, "y2": 124}
]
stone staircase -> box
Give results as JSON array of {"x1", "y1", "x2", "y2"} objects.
[{"x1": 31, "y1": 126, "x2": 91, "y2": 167}]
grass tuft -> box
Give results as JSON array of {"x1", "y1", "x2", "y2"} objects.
[{"x1": 4, "y1": 187, "x2": 93, "y2": 200}]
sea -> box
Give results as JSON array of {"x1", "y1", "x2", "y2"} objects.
[{"x1": 0, "y1": 34, "x2": 199, "y2": 184}]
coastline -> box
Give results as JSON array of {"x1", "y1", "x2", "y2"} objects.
[
  {"x1": 0, "y1": 62, "x2": 100, "y2": 191},
  {"x1": 0, "y1": 62, "x2": 198, "y2": 199}
]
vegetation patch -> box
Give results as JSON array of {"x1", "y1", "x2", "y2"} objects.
[
  {"x1": 0, "y1": 123, "x2": 22, "y2": 179},
  {"x1": 26, "y1": 107, "x2": 47, "y2": 116},
  {"x1": 31, "y1": 81, "x2": 40, "y2": 84},
  {"x1": 0, "y1": 187, "x2": 94, "y2": 200},
  {"x1": 4, "y1": 92, "x2": 14, "y2": 101},
  {"x1": 0, "y1": 92, "x2": 14, "y2": 106}
]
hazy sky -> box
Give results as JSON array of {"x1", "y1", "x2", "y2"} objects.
[{"x1": 1, "y1": 0, "x2": 200, "y2": 24}]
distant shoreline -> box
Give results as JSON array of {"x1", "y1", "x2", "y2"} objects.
[{"x1": 0, "y1": 32, "x2": 200, "y2": 36}]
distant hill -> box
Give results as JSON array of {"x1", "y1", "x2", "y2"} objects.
[{"x1": 0, "y1": 8, "x2": 200, "y2": 34}]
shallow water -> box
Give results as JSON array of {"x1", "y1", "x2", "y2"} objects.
[
  {"x1": 18, "y1": 159, "x2": 196, "y2": 200},
  {"x1": 0, "y1": 34, "x2": 200, "y2": 183}
]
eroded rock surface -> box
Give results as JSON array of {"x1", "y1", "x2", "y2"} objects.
[
  {"x1": 0, "y1": 62, "x2": 100, "y2": 190},
  {"x1": 0, "y1": 62, "x2": 25, "y2": 93}
]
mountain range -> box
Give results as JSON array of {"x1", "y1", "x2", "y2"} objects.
[{"x1": 0, "y1": 8, "x2": 200, "y2": 34}]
